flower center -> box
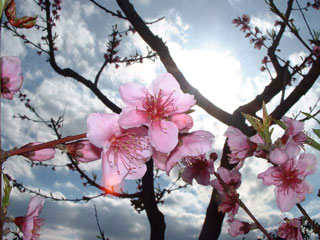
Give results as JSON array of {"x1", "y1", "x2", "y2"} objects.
[
  {"x1": 276, "y1": 161, "x2": 304, "y2": 193},
  {"x1": 109, "y1": 132, "x2": 149, "y2": 175},
  {"x1": 136, "y1": 90, "x2": 176, "y2": 122}
]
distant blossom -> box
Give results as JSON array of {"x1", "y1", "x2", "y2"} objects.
[
  {"x1": 227, "y1": 219, "x2": 253, "y2": 237},
  {"x1": 277, "y1": 218, "x2": 303, "y2": 240},
  {"x1": 14, "y1": 196, "x2": 45, "y2": 240}
]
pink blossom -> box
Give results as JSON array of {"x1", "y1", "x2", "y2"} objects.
[
  {"x1": 227, "y1": 218, "x2": 253, "y2": 237},
  {"x1": 281, "y1": 116, "x2": 307, "y2": 147},
  {"x1": 21, "y1": 142, "x2": 55, "y2": 161},
  {"x1": 312, "y1": 45, "x2": 320, "y2": 57},
  {"x1": 232, "y1": 18, "x2": 242, "y2": 27},
  {"x1": 181, "y1": 154, "x2": 214, "y2": 186},
  {"x1": 277, "y1": 218, "x2": 303, "y2": 240},
  {"x1": 87, "y1": 113, "x2": 152, "y2": 186},
  {"x1": 66, "y1": 140, "x2": 102, "y2": 163},
  {"x1": 210, "y1": 167, "x2": 242, "y2": 193},
  {"x1": 258, "y1": 151, "x2": 316, "y2": 212},
  {"x1": 261, "y1": 56, "x2": 269, "y2": 64},
  {"x1": 218, "y1": 190, "x2": 240, "y2": 219},
  {"x1": 224, "y1": 126, "x2": 257, "y2": 164},
  {"x1": 119, "y1": 73, "x2": 196, "y2": 153},
  {"x1": 312, "y1": 1, "x2": 320, "y2": 10},
  {"x1": 169, "y1": 113, "x2": 193, "y2": 133},
  {"x1": 210, "y1": 167, "x2": 242, "y2": 218},
  {"x1": 274, "y1": 20, "x2": 282, "y2": 26},
  {"x1": 0, "y1": 56, "x2": 23, "y2": 100},
  {"x1": 242, "y1": 14, "x2": 250, "y2": 24},
  {"x1": 14, "y1": 196, "x2": 45, "y2": 240},
  {"x1": 254, "y1": 38, "x2": 264, "y2": 50},
  {"x1": 152, "y1": 130, "x2": 214, "y2": 173}
]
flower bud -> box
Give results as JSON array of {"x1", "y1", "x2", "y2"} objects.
[
  {"x1": 21, "y1": 142, "x2": 55, "y2": 161},
  {"x1": 66, "y1": 140, "x2": 102, "y2": 163},
  {"x1": 170, "y1": 114, "x2": 193, "y2": 133}
]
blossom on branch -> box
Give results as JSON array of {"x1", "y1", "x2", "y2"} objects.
[
  {"x1": 224, "y1": 126, "x2": 261, "y2": 165},
  {"x1": 281, "y1": 116, "x2": 307, "y2": 148},
  {"x1": 277, "y1": 218, "x2": 303, "y2": 240},
  {"x1": 66, "y1": 140, "x2": 102, "y2": 163},
  {"x1": 87, "y1": 113, "x2": 152, "y2": 186},
  {"x1": 258, "y1": 149, "x2": 317, "y2": 212},
  {"x1": 14, "y1": 196, "x2": 45, "y2": 240},
  {"x1": 227, "y1": 218, "x2": 253, "y2": 237},
  {"x1": 152, "y1": 130, "x2": 214, "y2": 173},
  {"x1": 119, "y1": 73, "x2": 196, "y2": 153},
  {"x1": 1, "y1": 56, "x2": 23, "y2": 100},
  {"x1": 181, "y1": 153, "x2": 215, "y2": 186},
  {"x1": 21, "y1": 142, "x2": 55, "y2": 161}
]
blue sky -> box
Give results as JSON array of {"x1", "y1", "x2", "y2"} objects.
[{"x1": 1, "y1": 0, "x2": 320, "y2": 239}]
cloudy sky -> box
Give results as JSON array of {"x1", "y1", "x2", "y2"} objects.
[{"x1": 1, "y1": 0, "x2": 320, "y2": 239}]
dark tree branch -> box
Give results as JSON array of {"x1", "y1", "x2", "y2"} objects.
[
  {"x1": 234, "y1": 0, "x2": 294, "y2": 117},
  {"x1": 89, "y1": 0, "x2": 127, "y2": 19},
  {"x1": 115, "y1": 0, "x2": 251, "y2": 133},
  {"x1": 44, "y1": 0, "x2": 121, "y2": 114},
  {"x1": 142, "y1": 160, "x2": 166, "y2": 240},
  {"x1": 94, "y1": 59, "x2": 108, "y2": 86},
  {"x1": 271, "y1": 60, "x2": 320, "y2": 120}
]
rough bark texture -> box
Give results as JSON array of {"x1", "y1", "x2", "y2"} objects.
[{"x1": 142, "y1": 160, "x2": 166, "y2": 240}]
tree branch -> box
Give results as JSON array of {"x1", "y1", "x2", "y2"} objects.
[
  {"x1": 142, "y1": 160, "x2": 166, "y2": 240},
  {"x1": 44, "y1": 0, "x2": 121, "y2": 114},
  {"x1": 115, "y1": 0, "x2": 251, "y2": 132}
]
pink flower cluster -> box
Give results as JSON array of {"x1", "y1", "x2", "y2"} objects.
[
  {"x1": 85, "y1": 73, "x2": 215, "y2": 187},
  {"x1": 223, "y1": 116, "x2": 317, "y2": 237}
]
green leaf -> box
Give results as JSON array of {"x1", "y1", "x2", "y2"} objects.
[
  {"x1": 2, "y1": 175, "x2": 12, "y2": 208},
  {"x1": 273, "y1": 119, "x2": 287, "y2": 130},
  {"x1": 0, "y1": 0, "x2": 7, "y2": 19},
  {"x1": 307, "y1": 137, "x2": 320, "y2": 152},
  {"x1": 242, "y1": 113, "x2": 263, "y2": 132},
  {"x1": 313, "y1": 129, "x2": 320, "y2": 139},
  {"x1": 301, "y1": 112, "x2": 320, "y2": 125}
]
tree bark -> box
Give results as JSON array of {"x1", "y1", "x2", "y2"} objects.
[{"x1": 142, "y1": 160, "x2": 166, "y2": 240}]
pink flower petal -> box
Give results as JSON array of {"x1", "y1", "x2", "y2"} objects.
[
  {"x1": 296, "y1": 153, "x2": 317, "y2": 176},
  {"x1": 87, "y1": 113, "x2": 119, "y2": 148},
  {"x1": 182, "y1": 130, "x2": 214, "y2": 156},
  {"x1": 149, "y1": 120, "x2": 178, "y2": 153},
  {"x1": 170, "y1": 113, "x2": 193, "y2": 133},
  {"x1": 152, "y1": 150, "x2": 169, "y2": 171},
  {"x1": 257, "y1": 167, "x2": 279, "y2": 186},
  {"x1": 269, "y1": 148, "x2": 288, "y2": 165},
  {"x1": 276, "y1": 187, "x2": 298, "y2": 212},
  {"x1": 102, "y1": 149, "x2": 127, "y2": 186},
  {"x1": 119, "y1": 82, "x2": 148, "y2": 107},
  {"x1": 150, "y1": 73, "x2": 181, "y2": 96},
  {"x1": 282, "y1": 116, "x2": 304, "y2": 136},
  {"x1": 195, "y1": 170, "x2": 210, "y2": 186},
  {"x1": 181, "y1": 167, "x2": 194, "y2": 184},
  {"x1": 1, "y1": 56, "x2": 21, "y2": 78},
  {"x1": 125, "y1": 163, "x2": 147, "y2": 180},
  {"x1": 26, "y1": 196, "x2": 45, "y2": 218},
  {"x1": 119, "y1": 108, "x2": 147, "y2": 129}
]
